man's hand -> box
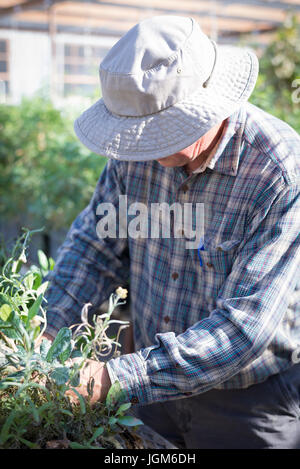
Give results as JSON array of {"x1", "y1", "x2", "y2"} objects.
[
  {"x1": 69, "y1": 359, "x2": 112, "y2": 405},
  {"x1": 37, "y1": 335, "x2": 112, "y2": 403}
]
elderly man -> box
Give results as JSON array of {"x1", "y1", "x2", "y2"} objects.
[{"x1": 44, "y1": 16, "x2": 300, "y2": 449}]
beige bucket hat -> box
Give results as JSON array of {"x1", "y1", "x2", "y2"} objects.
[{"x1": 74, "y1": 15, "x2": 258, "y2": 161}]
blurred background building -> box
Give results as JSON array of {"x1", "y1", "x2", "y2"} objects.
[{"x1": 1, "y1": 0, "x2": 300, "y2": 104}]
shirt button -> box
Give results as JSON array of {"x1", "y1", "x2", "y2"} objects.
[
  {"x1": 181, "y1": 184, "x2": 188, "y2": 192},
  {"x1": 171, "y1": 272, "x2": 179, "y2": 280},
  {"x1": 164, "y1": 315, "x2": 170, "y2": 324},
  {"x1": 130, "y1": 397, "x2": 139, "y2": 404},
  {"x1": 206, "y1": 262, "x2": 214, "y2": 268}
]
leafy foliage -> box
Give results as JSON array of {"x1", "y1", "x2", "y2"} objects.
[
  {"x1": 250, "y1": 13, "x2": 300, "y2": 134},
  {"x1": 0, "y1": 95, "x2": 107, "y2": 232},
  {"x1": 0, "y1": 231, "x2": 142, "y2": 449}
]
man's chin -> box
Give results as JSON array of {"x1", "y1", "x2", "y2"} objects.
[{"x1": 157, "y1": 157, "x2": 188, "y2": 168}]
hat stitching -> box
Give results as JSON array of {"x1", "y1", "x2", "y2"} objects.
[
  {"x1": 100, "y1": 17, "x2": 194, "y2": 77},
  {"x1": 235, "y1": 52, "x2": 257, "y2": 101},
  {"x1": 202, "y1": 40, "x2": 217, "y2": 88},
  {"x1": 75, "y1": 101, "x2": 237, "y2": 158}
]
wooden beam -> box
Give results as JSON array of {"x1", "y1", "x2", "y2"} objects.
[
  {"x1": 54, "y1": 2, "x2": 299, "y2": 27},
  {"x1": 13, "y1": 8, "x2": 279, "y2": 34},
  {"x1": 83, "y1": 0, "x2": 300, "y2": 13},
  {"x1": 0, "y1": 0, "x2": 64, "y2": 18},
  {"x1": 0, "y1": 1, "x2": 28, "y2": 8}
]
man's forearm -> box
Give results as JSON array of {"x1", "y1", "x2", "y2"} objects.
[{"x1": 44, "y1": 159, "x2": 130, "y2": 337}]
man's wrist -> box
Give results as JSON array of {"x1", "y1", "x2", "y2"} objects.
[
  {"x1": 43, "y1": 332, "x2": 55, "y2": 342},
  {"x1": 101, "y1": 364, "x2": 112, "y2": 399},
  {"x1": 106, "y1": 351, "x2": 153, "y2": 405}
]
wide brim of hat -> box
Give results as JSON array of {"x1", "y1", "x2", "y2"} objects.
[{"x1": 74, "y1": 45, "x2": 258, "y2": 161}]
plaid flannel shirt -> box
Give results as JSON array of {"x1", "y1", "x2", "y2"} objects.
[{"x1": 45, "y1": 102, "x2": 300, "y2": 406}]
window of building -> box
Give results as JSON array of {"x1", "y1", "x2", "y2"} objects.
[
  {"x1": 63, "y1": 44, "x2": 108, "y2": 97},
  {"x1": 0, "y1": 39, "x2": 9, "y2": 97}
]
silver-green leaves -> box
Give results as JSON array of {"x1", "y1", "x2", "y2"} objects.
[
  {"x1": 46, "y1": 327, "x2": 72, "y2": 364},
  {"x1": 0, "y1": 232, "x2": 140, "y2": 449}
]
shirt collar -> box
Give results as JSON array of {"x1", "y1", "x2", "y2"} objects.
[
  {"x1": 171, "y1": 105, "x2": 247, "y2": 181},
  {"x1": 204, "y1": 104, "x2": 247, "y2": 177}
]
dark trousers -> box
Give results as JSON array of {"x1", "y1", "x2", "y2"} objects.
[{"x1": 133, "y1": 365, "x2": 300, "y2": 449}]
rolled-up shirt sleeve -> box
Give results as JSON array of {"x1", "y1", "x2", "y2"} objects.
[
  {"x1": 106, "y1": 179, "x2": 300, "y2": 405},
  {"x1": 44, "y1": 159, "x2": 130, "y2": 338}
]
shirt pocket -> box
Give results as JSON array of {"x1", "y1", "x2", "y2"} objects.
[
  {"x1": 198, "y1": 238, "x2": 242, "y2": 307},
  {"x1": 199, "y1": 238, "x2": 242, "y2": 275}
]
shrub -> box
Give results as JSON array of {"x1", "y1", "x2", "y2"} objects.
[
  {"x1": 250, "y1": 13, "x2": 300, "y2": 135},
  {"x1": 0, "y1": 96, "x2": 106, "y2": 234}
]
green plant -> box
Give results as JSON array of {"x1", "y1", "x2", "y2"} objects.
[
  {"x1": 249, "y1": 13, "x2": 300, "y2": 135},
  {"x1": 0, "y1": 230, "x2": 142, "y2": 449},
  {"x1": 0, "y1": 95, "x2": 107, "y2": 237}
]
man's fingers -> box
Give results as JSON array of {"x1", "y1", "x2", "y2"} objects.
[
  {"x1": 63, "y1": 359, "x2": 110, "y2": 406},
  {"x1": 65, "y1": 388, "x2": 82, "y2": 404}
]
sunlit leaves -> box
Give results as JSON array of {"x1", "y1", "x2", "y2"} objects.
[
  {"x1": 0, "y1": 235, "x2": 138, "y2": 449},
  {"x1": 0, "y1": 304, "x2": 11, "y2": 321},
  {"x1": 117, "y1": 415, "x2": 143, "y2": 427},
  {"x1": 46, "y1": 327, "x2": 72, "y2": 364},
  {"x1": 50, "y1": 367, "x2": 70, "y2": 386},
  {"x1": 105, "y1": 381, "x2": 127, "y2": 411}
]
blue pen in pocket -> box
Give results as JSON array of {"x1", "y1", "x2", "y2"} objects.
[{"x1": 197, "y1": 237, "x2": 205, "y2": 267}]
